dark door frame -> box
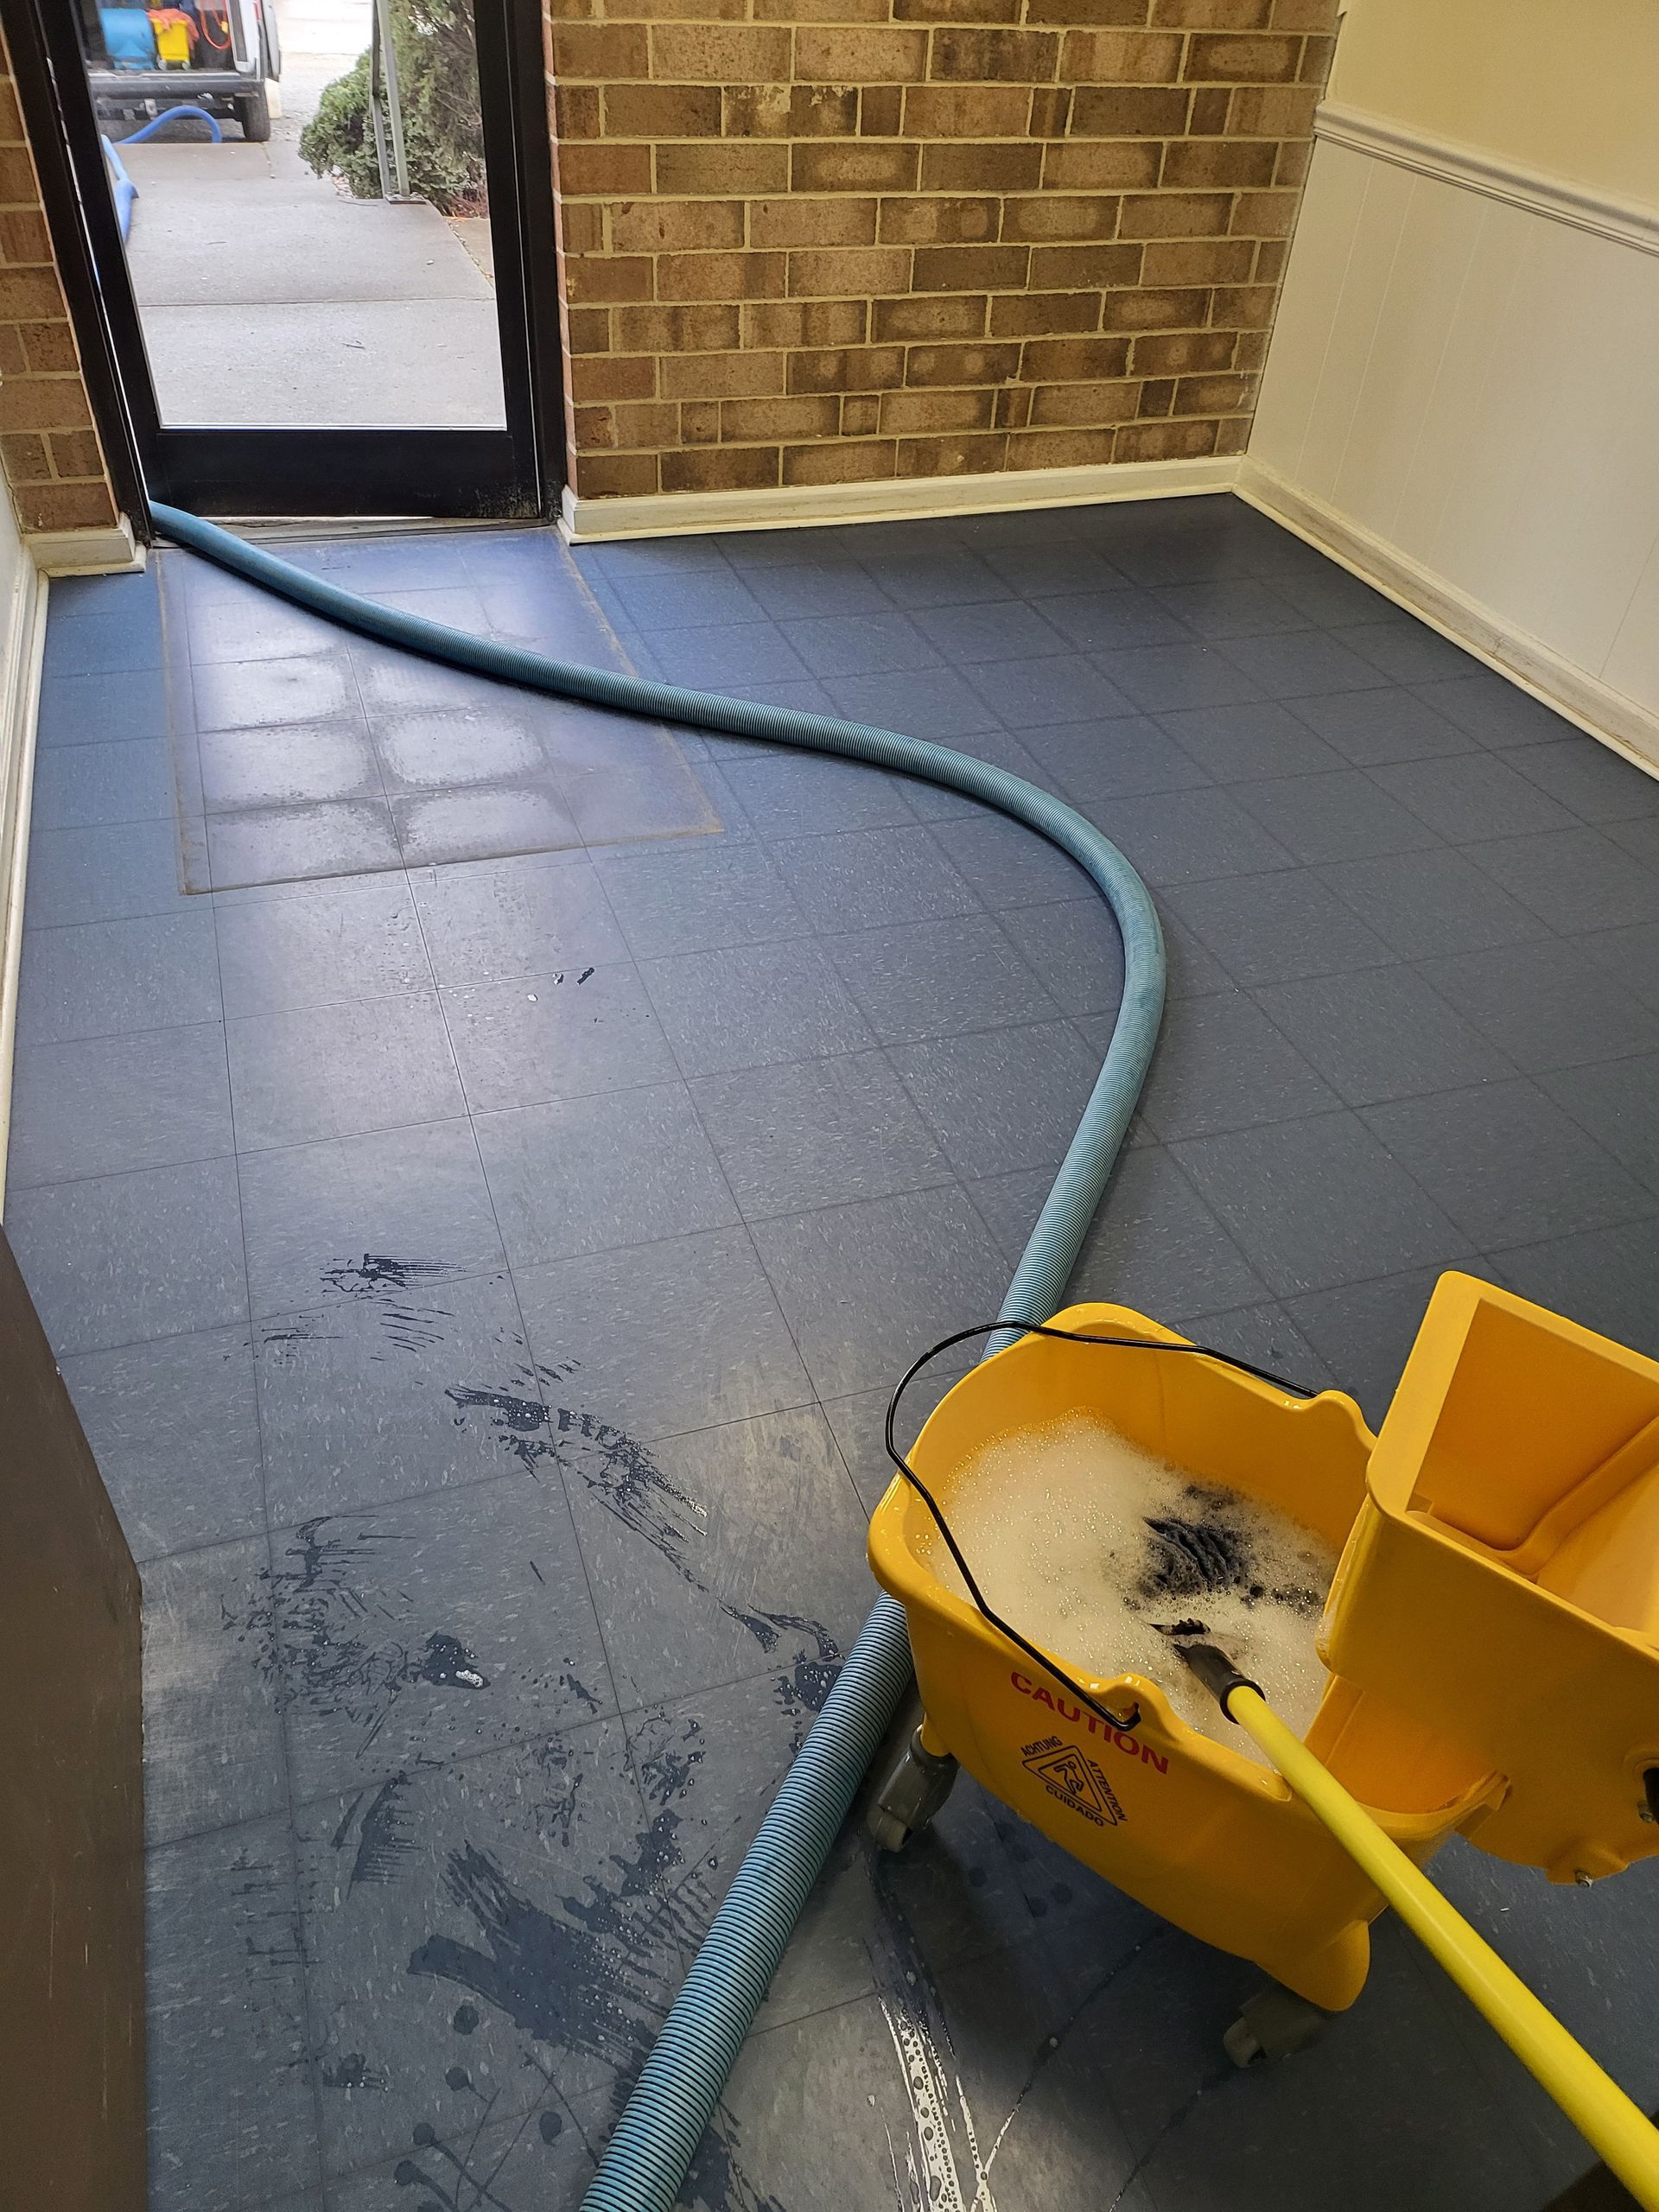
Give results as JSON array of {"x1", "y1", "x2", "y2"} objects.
[{"x1": 2, "y1": 0, "x2": 564, "y2": 524}]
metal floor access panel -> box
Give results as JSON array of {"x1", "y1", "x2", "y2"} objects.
[{"x1": 10, "y1": 493, "x2": 1659, "y2": 2212}]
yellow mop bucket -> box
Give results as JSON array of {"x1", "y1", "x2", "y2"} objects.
[
  {"x1": 866, "y1": 1303, "x2": 1503, "y2": 2014},
  {"x1": 867, "y1": 1283, "x2": 1659, "y2": 2189}
]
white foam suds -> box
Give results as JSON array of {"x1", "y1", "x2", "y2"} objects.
[{"x1": 924, "y1": 1413, "x2": 1338, "y2": 1762}]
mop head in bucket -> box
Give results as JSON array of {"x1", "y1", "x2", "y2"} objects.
[{"x1": 921, "y1": 1412, "x2": 1339, "y2": 1764}]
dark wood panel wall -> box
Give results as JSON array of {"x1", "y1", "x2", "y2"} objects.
[{"x1": 0, "y1": 1224, "x2": 145, "y2": 2210}]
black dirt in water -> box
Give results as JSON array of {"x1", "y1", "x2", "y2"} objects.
[
  {"x1": 1141, "y1": 1513, "x2": 1247, "y2": 1601},
  {"x1": 1141, "y1": 1514, "x2": 1244, "y2": 1598},
  {"x1": 1134, "y1": 1483, "x2": 1322, "y2": 1618}
]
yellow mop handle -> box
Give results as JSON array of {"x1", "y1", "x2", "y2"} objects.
[{"x1": 1227, "y1": 1680, "x2": 1659, "y2": 2211}]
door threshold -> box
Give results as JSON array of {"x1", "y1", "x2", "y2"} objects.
[{"x1": 198, "y1": 514, "x2": 557, "y2": 544}]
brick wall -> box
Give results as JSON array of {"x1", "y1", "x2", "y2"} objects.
[
  {"x1": 0, "y1": 27, "x2": 118, "y2": 537},
  {"x1": 543, "y1": 0, "x2": 1336, "y2": 505}
]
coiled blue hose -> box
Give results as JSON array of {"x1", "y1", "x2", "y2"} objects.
[{"x1": 149, "y1": 499, "x2": 1166, "y2": 2211}]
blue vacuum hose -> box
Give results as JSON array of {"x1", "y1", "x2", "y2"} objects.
[
  {"x1": 148, "y1": 499, "x2": 1167, "y2": 2211},
  {"x1": 119, "y1": 103, "x2": 224, "y2": 144},
  {"x1": 100, "y1": 136, "x2": 137, "y2": 241},
  {"x1": 103, "y1": 110, "x2": 222, "y2": 243}
]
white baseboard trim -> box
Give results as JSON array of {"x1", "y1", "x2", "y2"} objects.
[
  {"x1": 561, "y1": 454, "x2": 1240, "y2": 543},
  {"x1": 1237, "y1": 458, "x2": 1659, "y2": 779},
  {"x1": 1314, "y1": 101, "x2": 1659, "y2": 261},
  {"x1": 27, "y1": 514, "x2": 144, "y2": 576},
  {"x1": 564, "y1": 443, "x2": 1659, "y2": 778},
  {"x1": 0, "y1": 556, "x2": 49, "y2": 1211}
]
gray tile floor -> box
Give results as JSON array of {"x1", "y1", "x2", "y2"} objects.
[{"x1": 10, "y1": 493, "x2": 1659, "y2": 2212}]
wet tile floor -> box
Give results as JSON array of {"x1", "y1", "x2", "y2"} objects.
[
  {"x1": 10, "y1": 494, "x2": 1659, "y2": 2211},
  {"x1": 153, "y1": 536, "x2": 715, "y2": 891}
]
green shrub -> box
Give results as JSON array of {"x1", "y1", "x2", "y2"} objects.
[{"x1": 298, "y1": 0, "x2": 486, "y2": 214}]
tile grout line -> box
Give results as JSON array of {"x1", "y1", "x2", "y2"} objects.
[
  {"x1": 397, "y1": 844, "x2": 633, "y2": 1743},
  {"x1": 203, "y1": 807, "x2": 334, "y2": 2210},
  {"x1": 160, "y1": 1632, "x2": 823, "y2": 1877},
  {"x1": 47, "y1": 1179, "x2": 1617, "y2": 1412},
  {"x1": 47, "y1": 781, "x2": 1653, "y2": 935},
  {"x1": 155, "y1": 552, "x2": 213, "y2": 899},
  {"x1": 582, "y1": 847, "x2": 875, "y2": 1541},
  {"x1": 29, "y1": 1039, "x2": 1659, "y2": 1225}
]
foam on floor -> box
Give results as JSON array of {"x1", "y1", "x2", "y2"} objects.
[{"x1": 923, "y1": 1412, "x2": 1339, "y2": 1762}]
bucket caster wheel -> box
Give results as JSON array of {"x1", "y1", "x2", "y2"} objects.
[
  {"x1": 867, "y1": 1726, "x2": 958, "y2": 1853},
  {"x1": 1223, "y1": 1985, "x2": 1330, "y2": 2069}
]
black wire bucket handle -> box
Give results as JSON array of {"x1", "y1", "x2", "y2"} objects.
[{"x1": 881, "y1": 1317, "x2": 1319, "y2": 1737}]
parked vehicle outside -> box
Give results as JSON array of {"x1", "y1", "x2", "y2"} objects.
[{"x1": 79, "y1": 0, "x2": 281, "y2": 143}]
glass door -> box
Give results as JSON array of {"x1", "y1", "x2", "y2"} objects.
[{"x1": 13, "y1": 0, "x2": 558, "y2": 515}]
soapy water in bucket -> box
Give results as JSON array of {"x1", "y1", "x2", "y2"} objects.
[{"x1": 924, "y1": 1413, "x2": 1339, "y2": 1762}]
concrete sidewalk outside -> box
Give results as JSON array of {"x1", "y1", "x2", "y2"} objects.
[{"x1": 118, "y1": 0, "x2": 505, "y2": 429}]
